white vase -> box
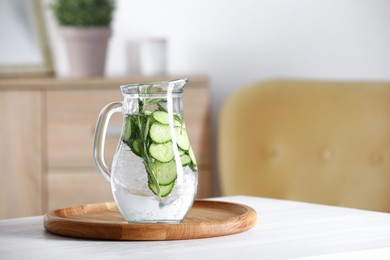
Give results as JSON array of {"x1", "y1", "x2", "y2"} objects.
[
  {"x1": 61, "y1": 27, "x2": 111, "y2": 78},
  {"x1": 140, "y1": 38, "x2": 167, "y2": 76}
]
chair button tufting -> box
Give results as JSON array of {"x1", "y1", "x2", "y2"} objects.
[
  {"x1": 259, "y1": 145, "x2": 277, "y2": 160},
  {"x1": 370, "y1": 152, "x2": 385, "y2": 166},
  {"x1": 321, "y1": 148, "x2": 334, "y2": 162}
]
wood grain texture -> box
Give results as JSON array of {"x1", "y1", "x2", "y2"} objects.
[
  {"x1": 182, "y1": 87, "x2": 211, "y2": 166},
  {"x1": 47, "y1": 169, "x2": 113, "y2": 210},
  {"x1": 43, "y1": 200, "x2": 257, "y2": 241},
  {"x1": 0, "y1": 91, "x2": 43, "y2": 218},
  {"x1": 46, "y1": 89, "x2": 122, "y2": 168}
]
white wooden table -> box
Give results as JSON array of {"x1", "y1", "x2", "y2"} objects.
[{"x1": 1, "y1": 196, "x2": 390, "y2": 259}]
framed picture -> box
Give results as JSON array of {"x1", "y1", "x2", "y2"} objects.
[{"x1": 0, "y1": 0, "x2": 53, "y2": 76}]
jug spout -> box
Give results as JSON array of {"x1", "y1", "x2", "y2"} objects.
[{"x1": 120, "y1": 78, "x2": 188, "y2": 96}]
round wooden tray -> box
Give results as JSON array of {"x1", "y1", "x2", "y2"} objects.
[{"x1": 43, "y1": 200, "x2": 257, "y2": 241}]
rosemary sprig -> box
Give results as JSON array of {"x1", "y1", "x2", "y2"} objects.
[{"x1": 136, "y1": 100, "x2": 161, "y2": 198}]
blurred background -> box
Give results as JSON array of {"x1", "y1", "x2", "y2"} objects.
[
  {"x1": 43, "y1": 0, "x2": 390, "y2": 117},
  {"x1": 1, "y1": 0, "x2": 390, "y2": 217},
  {"x1": 44, "y1": 0, "x2": 390, "y2": 191}
]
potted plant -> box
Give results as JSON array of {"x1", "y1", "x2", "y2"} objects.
[{"x1": 51, "y1": 0, "x2": 115, "y2": 77}]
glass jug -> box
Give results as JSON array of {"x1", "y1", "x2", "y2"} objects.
[{"x1": 93, "y1": 79, "x2": 198, "y2": 223}]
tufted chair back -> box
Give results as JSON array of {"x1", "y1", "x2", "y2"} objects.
[{"x1": 218, "y1": 80, "x2": 390, "y2": 212}]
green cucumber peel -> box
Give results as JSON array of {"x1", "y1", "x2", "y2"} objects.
[{"x1": 121, "y1": 89, "x2": 195, "y2": 198}]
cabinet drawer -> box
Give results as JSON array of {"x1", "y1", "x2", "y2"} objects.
[
  {"x1": 197, "y1": 166, "x2": 212, "y2": 198},
  {"x1": 47, "y1": 87, "x2": 210, "y2": 169},
  {"x1": 48, "y1": 166, "x2": 211, "y2": 210},
  {"x1": 0, "y1": 91, "x2": 44, "y2": 218},
  {"x1": 47, "y1": 89, "x2": 123, "y2": 168},
  {"x1": 182, "y1": 87, "x2": 211, "y2": 166},
  {"x1": 47, "y1": 168, "x2": 113, "y2": 210}
]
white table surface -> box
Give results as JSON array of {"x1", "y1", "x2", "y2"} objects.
[{"x1": 1, "y1": 196, "x2": 390, "y2": 260}]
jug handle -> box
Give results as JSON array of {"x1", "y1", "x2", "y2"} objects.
[{"x1": 93, "y1": 101, "x2": 122, "y2": 182}]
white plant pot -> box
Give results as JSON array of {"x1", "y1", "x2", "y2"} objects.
[{"x1": 61, "y1": 27, "x2": 111, "y2": 77}]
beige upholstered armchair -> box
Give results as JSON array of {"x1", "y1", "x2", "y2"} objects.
[{"x1": 218, "y1": 80, "x2": 390, "y2": 212}]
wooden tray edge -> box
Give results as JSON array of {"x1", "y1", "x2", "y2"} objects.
[{"x1": 43, "y1": 200, "x2": 257, "y2": 241}]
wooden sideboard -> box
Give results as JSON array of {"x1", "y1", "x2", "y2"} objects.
[{"x1": 0, "y1": 76, "x2": 211, "y2": 219}]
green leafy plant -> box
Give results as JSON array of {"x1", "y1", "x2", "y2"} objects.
[{"x1": 51, "y1": 0, "x2": 115, "y2": 27}]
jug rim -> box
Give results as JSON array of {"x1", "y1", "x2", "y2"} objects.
[{"x1": 120, "y1": 78, "x2": 188, "y2": 95}]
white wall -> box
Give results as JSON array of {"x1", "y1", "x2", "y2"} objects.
[{"x1": 43, "y1": 0, "x2": 390, "y2": 194}]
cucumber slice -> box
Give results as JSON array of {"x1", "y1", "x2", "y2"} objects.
[
  {"x1": 150, "y1": 123, "x2": 171, "y2": 143},
  {"x1": 144, "y1": 110, "x2": 153, "y2": 115},
  {"x1": 152, "y1": 160, "x2": 177, "y2": 185},
  {"x1": 189, "y1": 163, "x2": 198, "y2": 172},
  {"x1": 130, "y1": 139, "x2": 142, "y2": 157},
  {"x1": 153, "y1": 111, "x2": 169, "y2": 124},
  {"x1": 123, "y1": 115, "x2": 133, "y2": 143},
  {"x1": 153, "y1": 111, "x2": 181, "y2": 126},
  {"x1": 178, "y1": 148, "x2": 186, "y2": 155},
  {"x1": 188, "y1": 146, "x2": 197, "y2": 166},
  {"x1": 148, "y1": 181, "x2": 175, "y2": 197},
  {"x1": 149, "y1": 141, "x2": 174, "y2": 162},
  {"x1": 180, "y1": 154, "x2": 191, "y2": 166},
  {"x1": 175, "y1": 127, "x2": 190, "y2": 151}
]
